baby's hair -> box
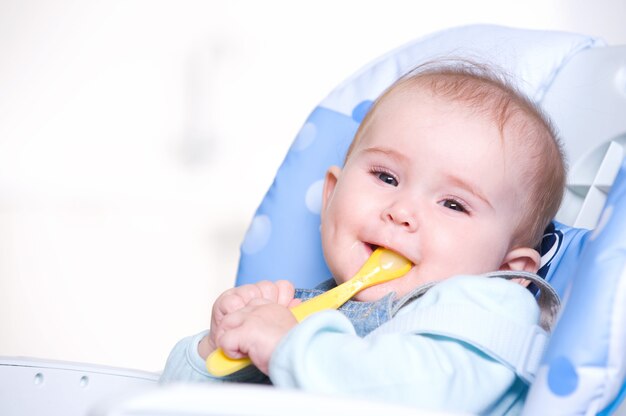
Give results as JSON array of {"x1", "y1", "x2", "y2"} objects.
[{"x1": 345, "y1": 59, "x2": 566, "y2": 249}]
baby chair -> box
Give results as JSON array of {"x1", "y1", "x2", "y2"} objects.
[{"x1": 2, "y1": 25, "x2": 626, "y2": 416}]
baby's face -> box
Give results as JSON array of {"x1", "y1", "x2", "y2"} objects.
[{"x1": 320, "y1": 87, "x2": 530, "y2": 301}]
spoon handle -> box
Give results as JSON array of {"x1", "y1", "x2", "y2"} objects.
[{"x1": 206, "y1": 248, "x2": 410, "y2": 377}]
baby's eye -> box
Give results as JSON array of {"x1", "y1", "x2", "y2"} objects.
[
  {"x1": 441, "y1": 199, "x2": 468, "y2": 213},
  {"x1": 373, "y1": 170, "x2": 398, "y2": 186}
]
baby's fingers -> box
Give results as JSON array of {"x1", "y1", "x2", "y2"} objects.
[
  {"x1": 216, "y1": 300, "x2": 268, "y2": 358},
  {"x1": 251, "y1": 280, "x2": 295, "y2": 306},
  {"x1": 214, "y1": 284, "x2": 265, "y2": 318},
  {"x1": 218, "y1": 298, "x2": 271, "y2": 331},
  {"x1": 218, "y1": 327, "x2": 249, "y2": 360},
  {"x1": 254, "y1": 280, "x2": 281, "y2": 303},
  {"x1": 274, "y1": 280, "x2": 296, "y2": 306}
]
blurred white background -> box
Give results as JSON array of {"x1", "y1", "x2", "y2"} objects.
[{"x1": 1, "y1": 0, "x2": 625, "y2": 372}]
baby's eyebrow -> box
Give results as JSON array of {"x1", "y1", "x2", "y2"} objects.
[
  {"x1": 444, "y1": 174, "x2": 493, "y2": 210},
  {"x1": 359, "y1": 146, "x2": 407, "y2": 163}
]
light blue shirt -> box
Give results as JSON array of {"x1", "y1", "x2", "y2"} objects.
[{"x1": 161, "y1": 275, "x2": 544, "y2": 415}]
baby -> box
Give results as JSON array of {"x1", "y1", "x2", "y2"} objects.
[{"x1": 161, "y1": 62, "x2": 565, "y2": 414}]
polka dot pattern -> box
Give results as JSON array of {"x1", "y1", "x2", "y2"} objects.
[
  {"x1": 291, "y1": 122, "x2": 317, "y2": 152},
  {"x1": 241, "y1": 215, "x2": 272, "y2": 255},
  {"x1": 236, "y1": 106, "x2": 358, "y2": 288},
  {"x1": 547, "y1": 356, "x2": 579, "y2": 396},
  {"x1": 352, "y1": 100, "x2": 373, "y2": 122},
  {"x1": 305, "y1": 179, "x2": 325, "y2": 214}
]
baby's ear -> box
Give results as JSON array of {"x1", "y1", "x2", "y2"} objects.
[
  {"x1": 321, "y1": 166, "x2": 342, "y2": 216},
  {"x1": 499, "y1": 247, "x2": 541, "y2": 288},
  {"x1": 499, "y1": 247, "x2": 541, "y2": 273}
]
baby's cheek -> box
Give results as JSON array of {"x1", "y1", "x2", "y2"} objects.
[{"x1": 459, "y1": 244, "x2": 505, "y2": 274}]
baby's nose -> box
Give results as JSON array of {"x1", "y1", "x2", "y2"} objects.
[{"x1": 382, "y1": 204, "x2": 418, "y2": 232}]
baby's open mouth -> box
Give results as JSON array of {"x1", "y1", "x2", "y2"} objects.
[
  {"x1": 364, "y1": 243, "x2": 414, "y2": 268},
  {"x1": 365, "y1": 242, "x2": 381, "y2": 254}
]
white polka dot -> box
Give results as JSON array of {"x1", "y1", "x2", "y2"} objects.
[
  {"x1": 290, "y1": 122, "x2": 317, "y2": 152},
  {"x1": 305, "y1": 179, "x2": 325, "y2": 214},
  {"x1": 590, "y1": 205, "x2": 613, "y2": 241},
  {"x1": 241, "y1": 215, "x2": 272, "y2": 254}
]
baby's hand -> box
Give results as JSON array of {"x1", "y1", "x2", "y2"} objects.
[
  {"x1": 201, "y1": 280, "x2": 299, "y2": 359},
  {"x1": 216, "y1": 299, "x2": 298, "y2": 374}
]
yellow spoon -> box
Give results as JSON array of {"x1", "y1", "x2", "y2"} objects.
[{"x1": 206, "y1": 248, "x2": 412, "y2": 377}]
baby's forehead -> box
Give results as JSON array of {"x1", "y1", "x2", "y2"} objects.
[
  {"x1": 353, "y1": 72, "x2": 554, "y2": 174},
  {"x1": 387, "y1": 77, "x2": 548, "y2": 149}
]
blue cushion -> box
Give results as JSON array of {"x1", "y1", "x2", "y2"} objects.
[{"x1": 525, "y1": 159, "x2": 626, "y2": 414}]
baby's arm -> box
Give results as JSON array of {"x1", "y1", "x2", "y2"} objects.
[{"x1": 268, "y1": 276, "x2": 540, "y2": 414}]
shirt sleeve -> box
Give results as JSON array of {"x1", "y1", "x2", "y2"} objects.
[
  {"x1": 159, "y1": 330, "x2": 268, "y2": 384},
  {"x1": 268, "y1": 276, "x2": 539, "y2": 414}
]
